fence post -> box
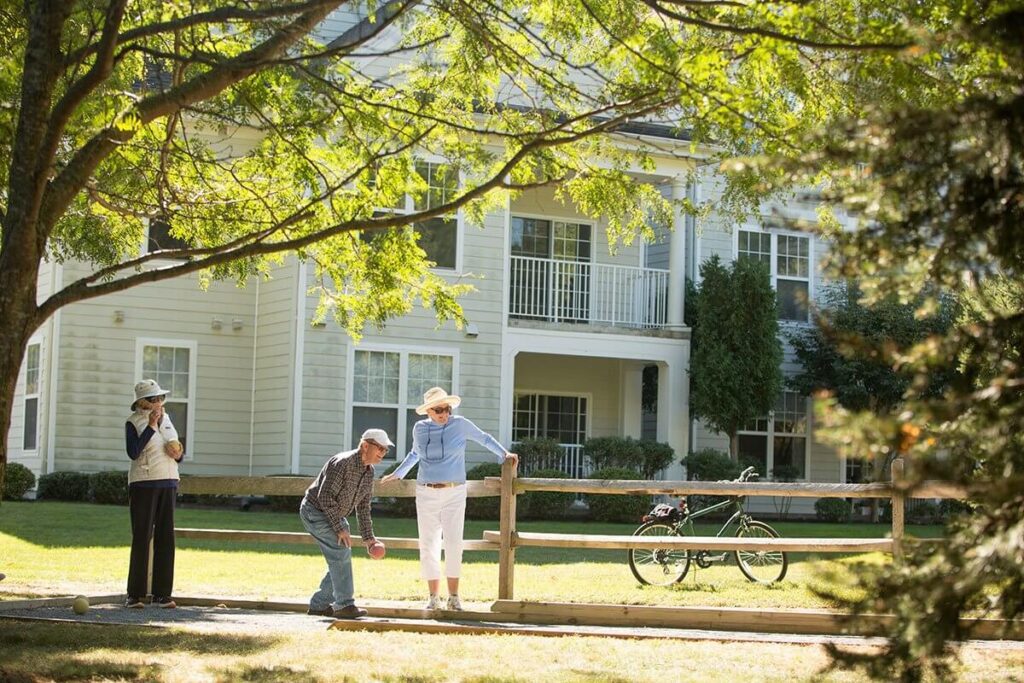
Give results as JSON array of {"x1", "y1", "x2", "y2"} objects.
[
  {"x1": 891, "y1": 457, "x2": 905, "y2": 563},
  {"x1": 498, "y1": 458, "x2": 518, "y2": 600}
]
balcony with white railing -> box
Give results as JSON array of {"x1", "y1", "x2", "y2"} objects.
[{"x1": 509, "y1": 256, "x2": 670, "y2": 330}]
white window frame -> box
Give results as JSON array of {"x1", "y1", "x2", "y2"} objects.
[
  {"x1": 736, "y1": 391, "x2": 811, "y2": 481},
  {"x1": 345, "y1": 342, "x2": 460, "y2": 458},
  {"x1": 509, "y1": 212, "x2": 595, "y2": 264},
  {"x1": 511, "y1": 390, "x2": 591, "y2": 445},
  {"x1": 134, "y1": 338, "x2": 198, "y2": 461},
  {"x1": 734, "y1": 226, "x2": 814, "y2": 324},
  {"x1": 372, "y1": 157, "x2": 464, "y2": 274},
  {"x1": 23, "y1": 342, "x2": 41, "y2": 452}
]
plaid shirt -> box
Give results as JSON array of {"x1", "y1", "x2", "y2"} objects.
[{"x1": 302, "y1": 448, "x2": 375, "y2": 542}]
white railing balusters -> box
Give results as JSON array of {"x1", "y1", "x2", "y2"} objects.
[{"x1": 509, "y1": 255, "x2": 669, "y2": 328}]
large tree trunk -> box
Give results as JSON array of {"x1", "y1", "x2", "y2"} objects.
[
  {"x1": 0, "y1": 212, "x2": 44, "y2": 504},
  {"x1": 0, "y1": 269, "x2": 40, "y2": 504}
]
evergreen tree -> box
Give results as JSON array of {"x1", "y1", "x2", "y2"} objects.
[{"x1": 690, "y1": 254, "x2": 783, "y2": 460}]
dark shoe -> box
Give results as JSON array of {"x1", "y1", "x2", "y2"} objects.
[
  {"x1": 153, "y1": 597, "x2": 177, "y2": 609},
  {"x1": 125, "y1": 597, "x2": 145, "y2": 609},
  {"x1": 333, "y1": 605, "x2": 367, "y2": 619},
  {"x1": 307, "y1": 606, "x2": 334, "y2": 616}
]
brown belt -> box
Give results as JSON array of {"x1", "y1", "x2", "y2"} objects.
[{"x1": 421, "y1": 482, "x2": 461, "y2": 489}]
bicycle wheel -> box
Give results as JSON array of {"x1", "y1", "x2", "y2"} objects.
[
  {"x1": 734, "y1": 520, "x2": 788, "y2": 584},
  {"x1": 628, "y1": 521, "x2": 690, "y2": 586}
]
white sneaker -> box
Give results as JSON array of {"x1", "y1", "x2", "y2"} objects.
[
  {"x1": 446, "y1": 594, "x2": 463, "y2": 611},
  {"x1": 424, "y1": 594, "x2": 442, "y2": 610}
]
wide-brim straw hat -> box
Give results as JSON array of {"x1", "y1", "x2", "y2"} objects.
[
  {"x1": 131, "y1": 379, "x2": 169, "y2": 410},
  {"x1": 416, "y1": 387, "x2": 462, "y2": 415}
]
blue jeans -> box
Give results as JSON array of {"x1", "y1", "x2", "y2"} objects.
[{"x1": 300, "y1": 501, "x2": 355, "y2": 610}]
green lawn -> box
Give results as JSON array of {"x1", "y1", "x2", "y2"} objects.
[
  {"x1": 3, "y1": 502, "x2": 1021, "y2": 683},
  {"x1": 0, "y1": 500, "x2": 937, "y2": 608}
]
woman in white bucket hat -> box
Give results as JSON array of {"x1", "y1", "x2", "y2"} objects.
[
  {"x1": 382, "y1": 387, "x2": 518, "y2": 611},
  {"x1": 123, "y1": 379, "x2": 184, "y2": 609}
]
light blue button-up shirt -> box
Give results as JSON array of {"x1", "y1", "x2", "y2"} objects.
[{"x1": 392, "y1": 415, "x2": 508, "y2": 483}]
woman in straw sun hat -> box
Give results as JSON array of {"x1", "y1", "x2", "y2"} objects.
[{"x1": 382, "y1": 387, "x2": 518, "y2": 611}]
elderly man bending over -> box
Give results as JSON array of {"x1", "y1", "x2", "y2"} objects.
[{"x1": 300, "y1": 428, "x2": 392, "y2": 619}]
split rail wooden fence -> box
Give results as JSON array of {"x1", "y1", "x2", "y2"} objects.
[{"x1": 177, "y1": 457, "x2": 967, "y2": 600}]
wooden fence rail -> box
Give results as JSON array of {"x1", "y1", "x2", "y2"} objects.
[{"x1": 175, "y1": 457, "x2": 967, "y2": 601}]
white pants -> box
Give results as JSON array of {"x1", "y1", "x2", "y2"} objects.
[{"x1": 415, "y1": 484, "x2": 467, "y2": 580}]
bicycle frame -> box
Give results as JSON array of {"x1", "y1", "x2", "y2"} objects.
[{"x1": 672, "y1": 495, "x2": 754, "y2": 565}]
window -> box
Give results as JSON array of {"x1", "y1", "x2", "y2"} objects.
[
  {"x1": 351, "y1": 349, "x2": 455, "y2": 457},
  {"x1": 736, "y1": 391, "x2": 808, "y2": 480},
  {"x1": 146, "y1": 217, "x2": 189, "y2": 256},
  {"x1": 138, "y1": 340, "x2": 196, "y2": 457},
  {"x1": 510, "y1": 217, "x2": 593, "y2": 322},
  {"x1": 369, "y1": 161, "x2": 460, "y2": 270},
  {"x1": 512, "y1": 394, "x2": 588, "y2": 476},
  {"x1": 23, "y1": 344, "x2": 40, "y2": 451},
  {"x1": 846, "y1": 457, "x2": 868, "y2": 484},
  {"x1": 737, "y1": 229, "x2": 811, "y2": 322}
]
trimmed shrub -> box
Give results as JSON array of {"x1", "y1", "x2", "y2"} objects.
[
  {"x1": 939, "y1": 498, "x2": 974, "y2": 520},
  {"x1": 465, "y1": 462, "x2": 503, "y2": 520},
  {"x1": 90, "y1": 471, "x2": 129, "y2": 505},
  {"x1": 586, "y1": 467, "x2": 650, "y2": 523},
  {"x1": 380, "y1": 462, "x2": 418, "y2": 517},
  {"x1": 3, "y1": 462, "x2": 36, "y2": 500},
  {"x1": 513, "y1": 437, "x2": 564, "y2": 474},
  {"x1": 519, "y1": 468, "x2": 574, "y2": 520},
  {"x1": 584, "y1": 437, "x2": 643, "y2": 474},
  {"x1": 815, "y1": 497, "x2": 852, "y2": 523},
  {"x1": 36, "y1": 471, "x2": 90, "y2": 501},
  {"x1": 682, "y1": 448, "x2": 742, "y2": 481},
  {"x1": 637, "y1": 440, "x2": 675, "y2": 478}
]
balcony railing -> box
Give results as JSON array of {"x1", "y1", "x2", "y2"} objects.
[{"x1": 509, "y1": 256, "x2": 669, "y2": 329}]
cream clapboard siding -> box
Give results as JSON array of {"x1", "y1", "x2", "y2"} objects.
[
  {"x1": 296, "y1": 206, "x2": 509, "y2": 473},
  {"x1": 51, "y1": 260, "x2": 258, "y2": 475},
  {"x1": 250, "y1": 260, "x2": 301, "y2": 475}
]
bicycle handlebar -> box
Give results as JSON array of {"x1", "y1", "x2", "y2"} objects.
[{"x1": 737, "y1": 466, "x2": 759, "y2": 483}]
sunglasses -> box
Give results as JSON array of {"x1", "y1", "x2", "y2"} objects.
[
  {"x1": 145, "y1": 395, "x2": 166, "y2": 404},
  {"x1": 429, "y1": 405, "x2": 451, "y2": 415}
]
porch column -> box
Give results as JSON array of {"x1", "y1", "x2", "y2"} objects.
[
  {"x1": 619, "y1": 361, "x2": 644, "y2": 439},
  {"x1": 498, "y1": 346, "x2": 518, "y2": 446},
  {"x1": 667, "y1": 177, "x2": 688, "y2": 332},
  {"x1": 656, "y1": 350, "x2": 689, "y2": 480}
]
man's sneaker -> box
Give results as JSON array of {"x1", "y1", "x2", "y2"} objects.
[
  {"x1": 424, "y1": 594, "x2": 443, "y2": 610},
  {"x1": 332, "y1": 605, "x2": 367, "y2": 619},
  {"x1": 153, "y1": 597, "x2": 177, "y2": 609},
  {"x1": 124, "y1": 597, "x2": 145, "y2": 609},
  {"x1": 306, "y1": 605, "x2": 334, "y2": 617},
  {"x1": 446, "y1": 594, "x2": 463, "y2": 611}
]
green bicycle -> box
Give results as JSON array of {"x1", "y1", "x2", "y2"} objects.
[{"x1": 628, "y1": 466, "x2": 788, "y2": 585}]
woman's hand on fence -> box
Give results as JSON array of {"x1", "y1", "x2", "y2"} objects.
[
  {"x1": 380, "y1": 473, "x2": 398, "y2": 483},
  {"x1": 504, "y1": 452, "x2": 519, "y2": 468}
]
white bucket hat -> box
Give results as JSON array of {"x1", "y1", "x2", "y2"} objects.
[
  {"x1": 131, "y1": 379, "x2": 169, "y2": 410},
  {"x1": 416, "y1": 387, "x2": 461, "y2": 415}
]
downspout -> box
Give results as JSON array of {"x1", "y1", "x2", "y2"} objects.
[
  {"x1": 289, "y1": 260, "x2": 307, "y2": 474},
  {"x1": 45, "y1": 262, "x2": 63, "y2": 476},
  {"x1": 247, "y1": 277, "x2": 260, "y2": 476}
]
